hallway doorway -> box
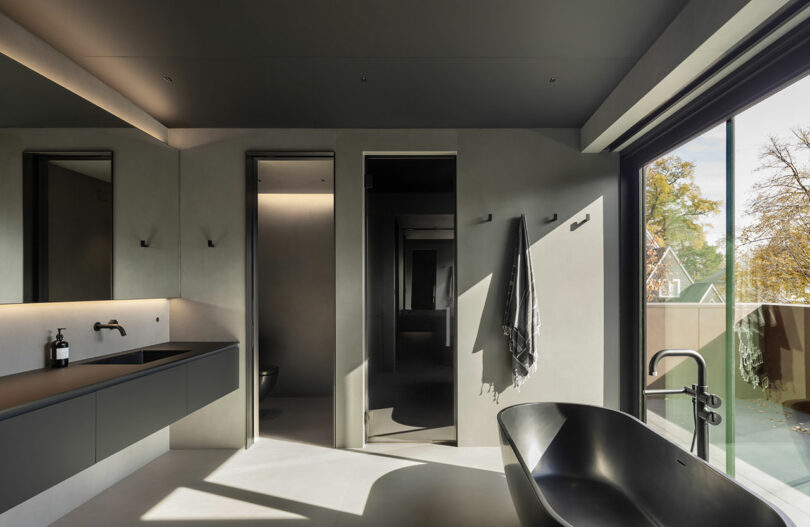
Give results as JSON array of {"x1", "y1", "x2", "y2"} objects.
[{"x1": 364, "y1": 155, "x2": 457, "y2": 443}]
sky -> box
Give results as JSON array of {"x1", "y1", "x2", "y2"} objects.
[{"x1": 658, "y1": 74, "x2": 810, "y2": 247}]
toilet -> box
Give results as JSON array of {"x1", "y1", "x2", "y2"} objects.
[{"x1": 258, "y1": 364, "x2": 279, "y2": 401}]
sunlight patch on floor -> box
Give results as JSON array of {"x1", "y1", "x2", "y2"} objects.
[
  {"x1": 140, "y1": 486, "x2": 307, "y2": 521},
  {"x1": 202, "y1": 438, "x2": 424, "y2": 516},
  {"x1": 51, "y1": 438, "x2": 519, "y2": 527}
]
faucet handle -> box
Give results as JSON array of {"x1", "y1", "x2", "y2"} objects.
[
  {"x1": 698, "y1": 408, "x2": 723, "y2": 425},
  {"x1": 705, "y1": 394, "x2": 722, "y2": 409},
  {"x1": 697, "y1": 391, "x2": 722, "y2": 409}
]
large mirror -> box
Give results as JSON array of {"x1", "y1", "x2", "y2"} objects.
[
  {"x1": 23, "y1": 153, "x2": 113, "y2": 302},
  {"x1": 0, "y1": 52, "x2": 180, "y2": 303}
]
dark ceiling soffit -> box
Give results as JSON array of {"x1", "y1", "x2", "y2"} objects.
[
  {"x1": 619, "y1": 16, "x2": 810, "y2": 169},
  {"x1": 609, "y1": 1, "x2": 809, "y2": 155}
]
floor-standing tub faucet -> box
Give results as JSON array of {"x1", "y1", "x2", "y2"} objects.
[
  {"x1": 93, "y1": 319, "x2": 127, "y2": 336},
  {"x1": 646, "y1": 349, "x2": 722, "y2": 462}
]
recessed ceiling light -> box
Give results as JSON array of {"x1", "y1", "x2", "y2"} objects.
[
  {"x1": 549, "y1": 76, "x2": 557, "y2": 83},
  {"x1": 360, "y1": 75, "x2": 368, "y2": 83},
  {"x1": 162, "y1": 75, "x2": 174, "y2": 83},
  {"x1": 321, "y1": 179, "x2": 326, "y2": 182}
]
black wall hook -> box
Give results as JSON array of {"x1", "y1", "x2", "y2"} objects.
[
  {"x1": 208, "y1": 240, "x2": 215, "y2": 248},
  {"x1": 140, "y1": 240, "x2": 149, "y2": 247},
  {"x1": 570, "y1": 214, "x2": 590, "y2": 231},
  {"x1": 546, "y1": 213, "x2": 558, "y2": 223}
]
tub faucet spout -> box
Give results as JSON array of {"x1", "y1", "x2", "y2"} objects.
[
  {"x1": 646, "y1": 349, "x2": 720, "y2": 463},
  {"x1": 648, "y1": 348, "x2": 706, "y2": 387}
]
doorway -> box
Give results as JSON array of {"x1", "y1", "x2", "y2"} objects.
[
  {"x1": 246, "y1": 152, "x2": 335, "y2": 448},
  {"x1": 365, "y1": 155, "x2": 457, "y2": 443}
]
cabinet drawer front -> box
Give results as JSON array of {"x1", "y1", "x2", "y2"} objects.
[
  {"x1": 187, "y1": 347, "x2": 238, "y2": 413},
  {"x1": 96, "y1": 366, "x2": 185, "y2": 460},
  {"x1": 0, "y1": 394, "x2": 95, "y2": 512}
]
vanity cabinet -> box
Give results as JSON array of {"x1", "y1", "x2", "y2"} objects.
[
  {"x1": 0, "y1": 344, "x2": 238, "y2": 513},
  {"x1": 187, "y1": 347, "x2": 238, "y2": 413},
  {"x1": 0, "y1": 394, "x2": 96, "y2": 512},
  {"x1": 96, "y1": 366, "x2": 187, "y2": 460}
]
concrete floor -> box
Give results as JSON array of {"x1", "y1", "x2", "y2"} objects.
[
  {"x1": 50, "y1": 439, "x2": 519, "y2": 526},
  {"x1": 368, "y1": 365, "x2": 455, "y2": 443},
  {"x1": 260, "y1": 397, "x2": 333, "y2": 447}
]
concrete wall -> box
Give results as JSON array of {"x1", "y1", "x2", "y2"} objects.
[
  {"x1": 257, "y1": 193, "x2": 335, "y2": 397},
  {"x1": 169, "y1": 128, "x2": 619, "y2": 448},
  {"x1": 0, "y1": 298, "x2": 170, "y2": 376},
  {"x1": 0, "y1": 128, "x2": 180, "y2": 303},
  {"x1": 456, "y1": 129, "x2": 618, "y2": 445}
]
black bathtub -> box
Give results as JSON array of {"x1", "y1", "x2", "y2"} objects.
[{"x1": 497, "y1": 402, "x2": 793, "y2": 527}]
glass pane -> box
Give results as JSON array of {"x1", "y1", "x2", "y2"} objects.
[
  {"x1": 644, "y1": 123, "x2": 728, "y2": 470},
  {"x1": 734, "y1": 74, "x2": 810, "y2": 523}
]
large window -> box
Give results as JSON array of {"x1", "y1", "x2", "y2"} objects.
[
  {"x1": 643, "y1": 74, "x2": 810, "y2": 523},
  {"x1": 644, "y1": 122, "x2": 729, "y2": 470}
]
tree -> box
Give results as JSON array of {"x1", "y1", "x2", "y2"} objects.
[
  {"x1": 645, "y1": 155, "x2": 724, "y2": 284},
  {"x1": 737, "y1": 127, "x2": 810, "y2": 303}
]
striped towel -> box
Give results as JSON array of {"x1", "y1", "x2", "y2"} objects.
[{"x1": 502, "y1": 214, "x2": 540, "y2": 389}]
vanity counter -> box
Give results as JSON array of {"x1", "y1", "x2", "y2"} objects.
[{"x1": 0, "y1": 341, "x2": 238, "y2": 421}]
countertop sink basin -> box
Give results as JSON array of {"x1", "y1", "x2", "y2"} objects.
[{"x1": 86, "y1": 349, "x2": 189, "y2": 365}]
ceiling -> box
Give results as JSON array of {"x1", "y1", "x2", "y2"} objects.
[{"x1": 0, "y1": 0, "x2": 688, "y2": 128}]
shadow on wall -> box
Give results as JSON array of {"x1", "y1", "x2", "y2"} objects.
[
  {"x1": 53, "y1": 447, "x2": 518, "y2": 526},
  {"x1": 473, "y1": 216, "x2": 518, "y2": 399},
  {"x1": 467, "y1": 196, "x2": 606, "y2": 401},
  {"x1": 169, "y1": 298, "x2": 241, "y2": 342}
]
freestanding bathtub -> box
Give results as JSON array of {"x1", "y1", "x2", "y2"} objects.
[{"x1": 497, "y1": 402, "x2": 793, "y2": 527}]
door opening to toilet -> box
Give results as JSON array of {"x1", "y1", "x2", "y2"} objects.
[{"x1": 255, "y1": 154, "x2": 335, "y2": 447}]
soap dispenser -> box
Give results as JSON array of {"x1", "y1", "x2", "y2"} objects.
[{"x1": 51, "y1": 328, "x2": 69, "y2": 368}]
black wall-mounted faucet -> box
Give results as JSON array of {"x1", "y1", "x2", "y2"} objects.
[{"x1": 93, "y1": 319, "x2": 127, "y2": 336}]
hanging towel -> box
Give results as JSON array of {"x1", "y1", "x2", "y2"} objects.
[{"x1": 502, "y1": 214, "x2": 540, "y2": 388}]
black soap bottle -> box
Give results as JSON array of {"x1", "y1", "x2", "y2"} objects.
[{"x1": 51, "y1": 328, "x2": 69, "y2": 368}]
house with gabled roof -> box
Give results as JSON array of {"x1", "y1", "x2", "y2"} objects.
[{"x1": 646, "y1": 231, "x2": 723, "y2": 304}]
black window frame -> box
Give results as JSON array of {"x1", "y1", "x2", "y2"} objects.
[{"x1": 618, "y1": 16, "x2": 810, "y2": 418}]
